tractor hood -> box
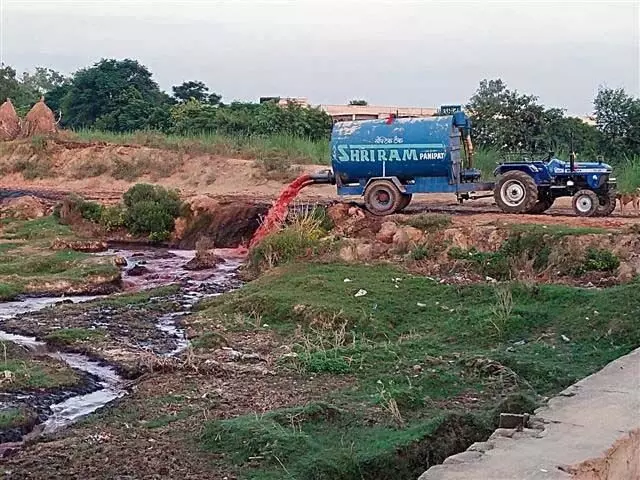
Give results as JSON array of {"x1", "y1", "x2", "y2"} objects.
[{"x1": 547, "y1": 158, "x2": 613, "y2": 174}]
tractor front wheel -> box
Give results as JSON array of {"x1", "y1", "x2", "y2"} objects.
[
  {"x1": 572, "y1": 190, "x2": 599, "y2": 217},
  {"x1": 494, "y1": 171, "x2": 538, "y2": 214},
  {"x1": 364, "y1": 180, "x2": 403, "y2": 216},
  {"x1": 596, "y1": 189, "x2": 617, "y2": 217}
]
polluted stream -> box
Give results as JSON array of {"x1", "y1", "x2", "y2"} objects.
[{"x1": 0, "y1": 247, "x2": 243, "y2": 447}]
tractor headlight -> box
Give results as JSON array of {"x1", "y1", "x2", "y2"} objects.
[{"x1": 567, "y1": 180, "x2": 575, "y2": 187}]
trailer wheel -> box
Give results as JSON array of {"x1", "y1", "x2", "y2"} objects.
[
  {"x1": 397, "y1": 194, "x2": 413, "y2": 212},
  {"x1": 364, "y1": 180, "x2": 403, "y2": 216},
  {"x1": 494, "y1": 171, "x2": 538, "y2": 214},
  {"x1": 596, "y1": 189, "x2": 617, "y2": 217},
  {"x1": 572, "y1": 189, "x2": 599, "y2": 217}
]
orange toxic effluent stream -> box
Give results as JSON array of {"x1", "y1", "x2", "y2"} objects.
[{"x1": 248, "y1": 174, "x2": 313, "y2": 249}]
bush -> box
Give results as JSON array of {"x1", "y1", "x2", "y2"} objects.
[
  {"x1": 55, "y1": 194, "x2": 103, "y2": 223},
  {"x1": 122, "y1": 184, "x2": 182, "y2": 240},
  {"x1": 99, "y1": 205, "x2": 126, "y2": 231},
  {"x1": 577, "y1": 248, "x2": 620, "y2": 274}
]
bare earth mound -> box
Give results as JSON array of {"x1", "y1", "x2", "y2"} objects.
[
  {"x1": 0, "y1": 99, "x2": 21, "y2": 141},
  {"x1": 21, "y1": 98, "x2": 57, "y2": 137}
]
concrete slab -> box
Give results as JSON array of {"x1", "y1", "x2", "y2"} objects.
[{"x1": 418, "y1": 347, "x2": 640, "y2": 480}]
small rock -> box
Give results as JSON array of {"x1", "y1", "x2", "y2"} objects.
[
  {"x1": 355, "y1": 243, "x2": 373, "y2": 261},
  {"x1": 343, "y1": 278, "x2": 353, "y2": 283},
  {"x1": 392, "y1": 228, "x2": 410, "y2": 253},
  {"x1": 184, "y1": 250, "x2": 224, "y2": 270},
  {"x1": 354, "y1": 289, "x2": 367, "y2": 297},
  {"x1": 127, "y1": 265, "x2": 150, "y2": 276},
  {"x1": 376, "y1": 222, "x2": 398, "y2": 244},
  {"x1": 114, "y1": 256, "x2": 128, "y2": 267},
  {"x1": 561, "y1": 334, "x2": 571, "y2": 343}
]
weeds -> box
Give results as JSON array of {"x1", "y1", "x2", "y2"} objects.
[
  {"x1": 577, "y1": 248, "x2": 620, "y2": 274},
  {"x1": 489, "y1": 283, "x2": 514, "y2": 337},
  {"x1": 403, "y1": 213, "x2": 452, "y2": 232},
  {"x1": 375, "y1": 381, "x2": 405, "y2": 427}
]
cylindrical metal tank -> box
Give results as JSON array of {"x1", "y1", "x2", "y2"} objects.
[{"x1": 330, "y1": 114, "x2": 466, "y2": 184}]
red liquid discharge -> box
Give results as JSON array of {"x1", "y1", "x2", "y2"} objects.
[{"x1": 248, "y1": 174, "x2": 313, "y2": 248}]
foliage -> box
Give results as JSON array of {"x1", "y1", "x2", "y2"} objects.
[
  {"x1": 467, "y1": 78, "x2": 602, "y2": 156},
  {"x1": 0, "y1": 64, "x2": 40, "y2": 113},
  {"x1": 59, "y1": 59, "x2": 171, "y2": 131},
  {"x1": 122, "y1": 184, "x2": 182, "y2": 240},
  {"x1": 594, "y1": 87, "x2": 640, "y2": 158},
  {"x1": 170, "y1": 99, "x2": 332, "y2": 140},
  {"x1": 99, "y1": 205, "x2": 127, "y2": 231},
  {"x1": 172, "y1": 80, "x2": 221, "y2": 105},
  {"x1": 577, "y1": 248, "x2": 620, "y2": 274}
]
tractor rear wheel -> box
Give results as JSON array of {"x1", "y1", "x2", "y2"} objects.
[
  {"x1": 596, "y1": 189, "x2": 617, "y2": 217},
  {"x1": 364, "y1": 180, "x2": 403, "y2": 216},
  {"x1": 494, "y1": 171, "x2": 538, "y2": 214},
  {"x1": 572, "y1": 189, "x2": 599, "y2": 217},
  {"x1": 397, "y1": 193, "x2": 413, "y2": 212}
]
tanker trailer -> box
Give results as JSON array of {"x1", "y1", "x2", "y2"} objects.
[{"x1": 309, "y1": 108, "x2": 492, "y2": 215}]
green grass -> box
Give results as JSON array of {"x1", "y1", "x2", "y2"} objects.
[
  {"x1": 1, "y1": 217, "x2": 73, "y2": 241},
  {"x1": 0, "y1": 216, "x2": 119, "y2": 298},
  {"x1": 402, "y1": 213, "x2": 452, "y2": 231},
  {"x1": 0, "y1": 407, "x2": 35, "y2": 429},
  {"x1": 44, "y1": 328, "x2": 106, "y2": 345},
  {"x1": 71, "y1": 129, "x2": 331, "y2": 165},
  {"x1": 93, "y1": 284, "x2": 181, "y2": 307},
  {"x1": 507, "y1": 223, "x2": 608, "y2": 237},
  {"x1": 195, "y1": 262, "x2": 640, "y2": 478},
  {"x1": 1, "y1": 342, "x2": 81, "y2": 391}
]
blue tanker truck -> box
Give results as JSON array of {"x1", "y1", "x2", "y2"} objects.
[{"x1": 310, "y1": 108, "x2": 617, "y2": 217}]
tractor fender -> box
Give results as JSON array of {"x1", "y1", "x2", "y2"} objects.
[
  {"x1": 363, "y1": 177, "x2": 407, "y2": 194},
  {"x1": 493, "y1": 164, "x2": 541, "y2": 178}
]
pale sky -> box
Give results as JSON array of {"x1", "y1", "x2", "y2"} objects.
[{"x1": 1, "y1": 0, "x2": 638, "y2": 115}]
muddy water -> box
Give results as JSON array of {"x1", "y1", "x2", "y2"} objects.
[{"x1": 0, "y1": 248, "x2": 243, "y2": 442}]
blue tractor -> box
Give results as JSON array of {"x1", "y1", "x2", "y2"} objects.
[{"x1": 310, "y1": 107, "x2": 616, "y2": 217}]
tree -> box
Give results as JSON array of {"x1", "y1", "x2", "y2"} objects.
[
  {"x1": 20, "y1": 67, "x2": 67, "y2": 94},
  {"x1": 61, "y1": 58, "x2": 169, "y2": 129},
  {"x1": 172, "y1": 80, "x2": 221, "y2": 105},
  {"x1": 0, "y1": 64, "x2": 39, "y2": 112},
  {"x1": 594, "y1": 87, "x2": 640, "y2": 158},
  {"x1": 467, "y1": 78, "x2": 602, "y2": 156},
  {"x1": 349, "y1": 99, "x2": 368, "y2": 106}
]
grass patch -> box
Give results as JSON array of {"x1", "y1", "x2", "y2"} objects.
[
  {"x1": 616, "y1": 156, "x2": 640, "y2": 193},
  {"x1": 0, "y1": 342, "x2": 81, "y2": 391},
  {"x1": 402, "y1": 213, "x2": 451, "y2": 232},
  {"x1": 145, "y1": 409, "x2": 194, "y2": 429},
  {"x1": 93, "y1": 284, "x2": 181, "y2": 307},
  {"x1": 1, "y1": 216, "x2": 73, "y2": 241},
  {"x1": 0, "y1": 408, "x2": 33, "y2": 429},
  {"x1": 44, "y1": 328, "x2": 106, "y2": 345},
  {"x1": 196, "y1": 263, "x2": 639, "y2": 479}
]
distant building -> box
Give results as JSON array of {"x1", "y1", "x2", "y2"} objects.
[{"x1": 262, "y1": 96, "x2": 437, "y2": 122}]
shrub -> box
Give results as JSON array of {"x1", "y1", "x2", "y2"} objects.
[
  {"x1": 249, "y1": 228, "x2": 318, "y2": 271},
  {"x1": 99, "y1": 205, "x2": 126, "y2": 231},
  {"x1": 122, "y1": 184, "x2": 182, "y2": 240},
  {"x1": 577, "y1": 248, "x2": 620, "y2": 274},
  {"x1": 55, "y1": 194, "x2": 103, "y2": 223}
]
